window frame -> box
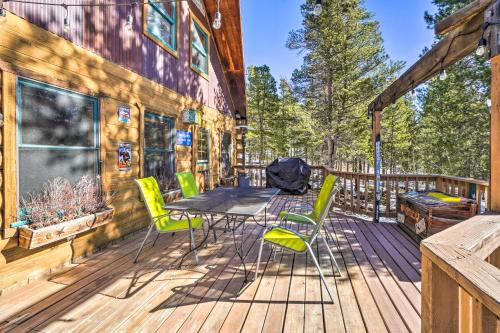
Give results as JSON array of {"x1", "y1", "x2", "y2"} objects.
[
  {"x1": 143, "y1": 1, "x2": 178, "y2": 57},
  {"x1": 220, "y1": 131, "x2": 232, "y2": 173},
  {"x1": 16, "y1": 77, "x2": 100, "y2": 204},
  {"x1": 197, "y1": 127, "x2": 210, "y2": 165},
  {"x1": 143, "y1": 112, "x2": 176, "y2": 180},
  {"x1": 189, "y1": 13, "x2": 210, "y2": 79}
]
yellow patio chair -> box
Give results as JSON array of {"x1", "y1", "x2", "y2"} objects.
[
  {"x1": 278, "y1": 175, "x2": 338, "y2": 241},
  {"x1": 134, "y1": 177, "x2": 207, "y2": 264},
  {"x1": 255, "y1": 174, "x2": 340, "y2": 302}
]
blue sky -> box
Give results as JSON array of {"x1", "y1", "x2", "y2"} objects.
[{"x1": 241, "y1": 0, "x2": 437, "y2": 80}]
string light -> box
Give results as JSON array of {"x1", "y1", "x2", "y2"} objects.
[
  {"x1": 62, "y1": 4, "x2": 70, "y2": 33},
  {"x1": 438, "y1": 62, "x2": 447, "y2": 81},
  {"x1": 212, "y1": 0, "x2": 221, "y2": 30},
  {"x1": 0, "y1": 0, "x2": 6, "y2": 23},
  {"x1": 314, "y1": 0, "x2": 322, "y2": 16},
  {"x1": 476, "y1": 37, "x2": 487, "y2": 57},
  {"x1": 125, "y1": 3, "x2": 136, "y2": 31}
]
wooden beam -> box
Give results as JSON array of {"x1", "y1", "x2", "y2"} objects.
[
  {"x1": 369, "y1": 12, "x2": 485, "y2": 113},
  {"x1": 372, "y1": 110, "x2": 381, "y2": 223},
  {"x1": 435, "y1": 0, "x2": 494, "y2": 35},
  {"x1": 490, "y1": 55, "x2": 500, "y2": 212}
]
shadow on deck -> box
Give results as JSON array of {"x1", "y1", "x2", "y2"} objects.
[{"x1": 0, "y1": 193, "x2": 421, "y2": 333}]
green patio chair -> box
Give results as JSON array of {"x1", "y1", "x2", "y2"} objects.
[
  {"x1": 133, "y1": 177, "x2": 206, "y2": 264},
  {"x1": 255, "y1": 174, "x2": 341, "y2": 302},
  {"x1": 278, "y1": 175, "x2": 338, "y2": 241},
  {"x1": 176, "y1": 171, "x2": 199, "y2": 198}
]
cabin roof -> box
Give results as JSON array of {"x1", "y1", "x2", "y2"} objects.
[{"x1": 205, "y1": 0, "x2": 247, "y2": 119}]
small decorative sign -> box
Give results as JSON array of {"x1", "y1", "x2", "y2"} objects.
[
  {"x1": 118, "y1": 105, "x2": 131, "y2": 123},
  {"x1": 182, "y1": 109, "x2": 200, "y2": 125},
  {"x1": 176, "y1": 130, "x2": 192, "y2": 146},
  {"x1": 118, "y1": 142, "x2": 132, "y2": 171},
  {"x1": 415, "y1": 218, "x2": 426, "y2": 234}
]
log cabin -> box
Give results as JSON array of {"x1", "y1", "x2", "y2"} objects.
[{"x1": 0, "y1": 0, "x2": 246, "y2": 293}]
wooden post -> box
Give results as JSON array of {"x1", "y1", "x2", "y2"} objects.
[
  {"x1": 422, "y1": 255, "x2": 459, "y2": 332},
  {"x1": 372, "y1": 109, "x2": 382, "y2": 223},
  {"x1": 490, "y1": 55, "x2": 500, "y2": 211}
]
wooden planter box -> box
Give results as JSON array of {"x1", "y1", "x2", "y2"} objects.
[
  {"x1": 18, "y1": 208, "x2": 114, "y2": 249},
  {"x1": 396, "y1": 191, "x2": 477, "y2": 239}
]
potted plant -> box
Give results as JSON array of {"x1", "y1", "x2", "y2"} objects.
[{"x1": 18, "y1": 176, "x2": 115, "y2": 249}]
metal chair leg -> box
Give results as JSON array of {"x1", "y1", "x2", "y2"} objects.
[
  {"x1": 189, "y1": 227, "x2": 199, "y2": 265},
  {"x1": 134, "y1": 222, "x2": 155, "y2": 263},
  {"x1": 320, "y1": 235, "x2": 341, "y2": 276},
  {"x1": 152, "y1": 230, "x2": 161, "y2": 248},
  {"x1": 255, "y1": 237, "x2": 265, "y2": 280},
  {"x1": 306, "y1": 243, "x2": 335, "y2": 303},
  {"x1": 201, "y1": 223, "x2": 208, "y2": 248}
]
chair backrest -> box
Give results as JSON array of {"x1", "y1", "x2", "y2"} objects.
[
  {"x1": 176, "y1": 172, "x2": 199, "y2": 198},
  {"x1": 309, "y1": 175, "x2": 338, "y2": 241},
  {"x1": 311, "y1": 174, "x2": 338, "y2": 220},
  {"x1": 135, "y1": 177, "x2": 167, "y2": 221}
]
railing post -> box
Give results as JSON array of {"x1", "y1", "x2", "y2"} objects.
[
  {"x1": 372, "y1": 109, "x2": 382, "y2": 223},
  {"x1": 422, "y1": 255, "x2": 459, "y2": 332}
]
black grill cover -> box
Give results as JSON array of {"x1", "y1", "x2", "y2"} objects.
[{"x1": 265, "y1": 158, "x2": 311, "y2": 194}]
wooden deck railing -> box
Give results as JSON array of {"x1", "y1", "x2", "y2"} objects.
[
  {"x1": 420, "y1": 214, "x2": 500, "y2": 332},
  {"x1": 237, "y1": 165, "x2": 489, "y2": 216},
  {"x1": 325, "y1": 168, "x2": 490, "y2": 216}
]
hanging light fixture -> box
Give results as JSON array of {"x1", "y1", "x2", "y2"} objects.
[
  {"x1": 212, "y1": 0, "x2": 222, "y2": 30},
  {"x1": 62, "y1": 4, "x2": 70, "y2": 33},
  {"x1": 439, "y1": 63, "x2": 447, "y2": 81},
  {"x1": 476, "y1": 38, "x2": 487, "y2": 57},
  {"x1": 0, "y1": 0, "x2": 7, "y2": 23},
  {"x1": 314, "y1": 0, "x2": 323, "y2": 16},
  {"x1": 125, "y1": 3, "x2": 135, "y2": 32}
]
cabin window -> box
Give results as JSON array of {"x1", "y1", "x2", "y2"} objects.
[
  {"x1": 17, "y1": 78, "x2": 99, "y2": 201},
  {"x1": 144, "y1": 1, "x2": 177, "y2": 54},
  {"x1": 221, "y1": 132, "x2": 232, "y2": 176},
  {"x1": 144, "y1": 113, "x2": 175, "y2": 184},
  {"x1": 190, "y1": 16, "x2": 209, "y2": 77},
  {"x1": 197, "y1": 128, "x2": 210, "y2": 164}
]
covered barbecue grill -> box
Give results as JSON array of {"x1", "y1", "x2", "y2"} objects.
[{"x1": 265, "y1": 158, "x2": 311, "y2": 194}]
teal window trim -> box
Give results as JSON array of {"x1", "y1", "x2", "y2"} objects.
[
  {"x1": 146, "y1": 1, "x2": 177, "y2": 52},
  {"x1": 144, "y1": 113, "x2": 175, "y2": 176},
  {"x1": 16, "y1": 77, "x2": 100, "y2": 225},
  {"x1": 191, "y1": 18, "x2": 209, "y2": 75}
]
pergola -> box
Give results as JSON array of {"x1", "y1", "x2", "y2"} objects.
[{"x1": 369, "y1": 0, "x2": 500, "y2": 222}]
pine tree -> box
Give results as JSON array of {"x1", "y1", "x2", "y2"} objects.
[
  {"x1": 288, "y1": 0, "x2": 402, "y2": 167},
  {"x1": 416, "y1": 0, "x2": 490, "y2": 178},
  {"x1": 246, "y1": 65, "x2": 279, "y2": 165}
]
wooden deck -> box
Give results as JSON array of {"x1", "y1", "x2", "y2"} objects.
[{"x1": 0, "y1": 193, "x2": 422, "y2": 333}]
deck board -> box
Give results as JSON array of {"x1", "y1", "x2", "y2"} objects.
[{"x1": 0, "y1": 193, "x2": 422, "y2": 333}]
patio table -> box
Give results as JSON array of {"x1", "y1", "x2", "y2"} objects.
[{"x1": 164, "y1": 187, "x2": 280, "y2": 281}]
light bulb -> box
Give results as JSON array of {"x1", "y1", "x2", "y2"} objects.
[
  {"x1": 439, "y1": 69, "x2": 447, "y2": 81},
  {"x1": 63, "y1": 17, "x2": 70, "y2": 32},
  {"x1": 0, "y1": 8, "x2": 6, "y2": 23},
  {"x1": 476, "y1": 45, "x2": 486, "y2": 57},
  {"x1": 411, "y1": 89, "x2": 417, "y2": 101},
  {"x1": 212, "y1": 11, "x2": 221, "y2": 30},
  {"x1": 487, "y1": 99, "x2": 492, "y2": 108},
  {"x1": 314, "y1": 3, "x2": 323, "y2": 15},
  {"x1": 476, "y1": 38, "x2": 487, "y2": 57},
  {"x1": 125, "y1": 14, "x2": 134, "y2": 31}
]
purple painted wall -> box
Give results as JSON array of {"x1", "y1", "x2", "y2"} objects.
[{"x1": 5, "y1": 1, "x2": 234, "y2": 116}]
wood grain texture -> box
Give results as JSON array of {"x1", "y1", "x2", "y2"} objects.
[{"x1": 0, "y1": 193, "x2": 422, "y2": 332}]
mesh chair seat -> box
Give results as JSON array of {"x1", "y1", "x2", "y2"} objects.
[
  {"x1": 263, "y1": 227, "x2": 311, "y2": 252},
  {"x1": 156, "y1": 216, "x2": 204, "y2": 233}
]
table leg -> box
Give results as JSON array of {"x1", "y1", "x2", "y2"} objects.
[{"x1": 232, "y1": 216, "x2": 248, "y2": 282}]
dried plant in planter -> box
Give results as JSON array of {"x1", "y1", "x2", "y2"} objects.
[
  {"x1": 20, "y1": 176, "x2": 115, "y2": 230},
  {"x1": 156, "y1": 174, "x2": 179, "y2": 193}
]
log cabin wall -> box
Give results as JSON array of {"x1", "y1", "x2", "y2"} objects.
[{"x1": 0, "y1": 3, "x2": 238, "y2": 294}]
